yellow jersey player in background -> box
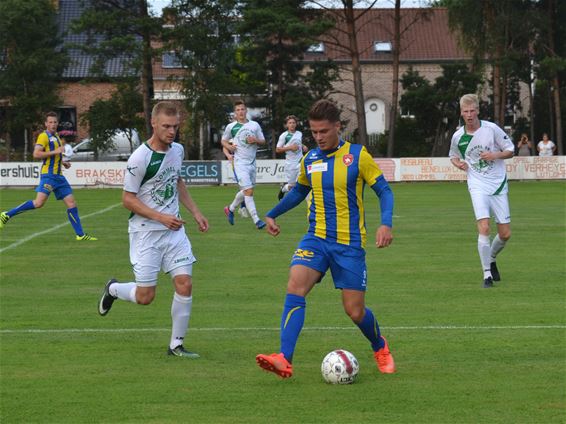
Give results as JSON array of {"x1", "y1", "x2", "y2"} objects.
[
  {"x1": 256, "y1": 99, "x2": 396, "y2": 379},
  {"x1": 0, "y1": 112, "x2": 97, "y2": 240}
]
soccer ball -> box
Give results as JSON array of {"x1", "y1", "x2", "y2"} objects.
[{"x1": 321, "y1": 350, "x2": 359, "y2": 384}]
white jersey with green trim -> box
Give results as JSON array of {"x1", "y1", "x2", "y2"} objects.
[
  {"x1": 449, "y1": 120, "x2": 514, "y2": 195},
  {"x1": 124, "y1": 142, "x2": 184, "y2": 233},
  {"x1": 222, "y1": 120, "x2": 265, "y2": 165},
  {"x1": 276, "y1": 130, "x2": 303, "y2": 165}
]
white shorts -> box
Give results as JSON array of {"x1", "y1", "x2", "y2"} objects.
[
  {"x1": 469, "y1": 190, "x2": 511, "y2": 224},
  {"x1": 285, "y1": 164, "x2": 300, "y2": 185},
  {"x1": 129, "y1": 229, "x2": 196, "y2": 286},
  {"x1": 233, "y1": 162, "x2": 256, "y2": 189}
]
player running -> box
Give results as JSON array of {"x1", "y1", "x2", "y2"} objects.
[
  {"x1": 449, "y1": 93, "x2": 514, "y2": 288},
  {"x1": 0, "y1": 112, "x2": 96, "y2": 240},
  {"x1": 221, "y1": 100, "x2": 266, "y2": 229},
  {"x1": 255, "y1": 100, "x2": 396, "y2": 379},
  {"x1": 276, "y1": 115, "x2": 308, "y2": 200},
  {"x1": 98, "y1": 102, "x2": 209, "y2": 358}
]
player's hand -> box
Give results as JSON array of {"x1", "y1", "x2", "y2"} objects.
[
  {"x1": 479, "y1": 151, "x2": 496, "y2": 161},
  {"x1": 289, "y1": 144, "x2": 299, "y2": 151},
  {"x1": 160, "y1": 214, "x2": 186, "y2": 231},
  {"x1": 376, "y1": 225, "x2": 393, "y2": 248},
  {"x1": 455, "y1": 160, "x2": 468, "y2": 171},
  {"x1": 194, "y1": 213, "x2": 209, "y2": 232},
  {"x1": 246, "y1": 136, "x2": 258, "y2": 144},
  {"x1": 62, "y1": 161, "x2": 71, "y2": 169},
  {"x1": 266, "y1": 217, "x2": 280, "y2": 236}
]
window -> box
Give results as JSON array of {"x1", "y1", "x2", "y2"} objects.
[
  {"x1": 374, "y1": 41, "x2": 392, "y2": 53},
  {"x1": 162, "y1": 51, "x2": 188, "y2": 68},
  {"x1": 307, "y1": 42, "x2": 325, "y2": 53},
  {"x1": 57, "y1": 107, "x2": 77, "y2": 140}
]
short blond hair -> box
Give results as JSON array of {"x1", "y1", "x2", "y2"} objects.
[
  {"x1": 459, "y1": 94, "x2": 479, "y2": 110},
  {"x1": 152, "y1": 101, "x2": 179, "y2": 119}
]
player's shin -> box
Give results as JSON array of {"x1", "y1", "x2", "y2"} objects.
[
  {"x1": 478, "y1": 234, "x2": 492, "y2": 278},
  {"x1": 280, "y1": 294, "x2": 306, "y2": 363},
  {"x1": 110, "y1": 282, "x2": 137, "y2": 303},
  {"x1": 170, "y1": 293, "x2": 192, "y2": 350},
  {"x1": 67, "y1": 207, "x2": 85, "y2": 236},
  {"x1": 244, "y1": 195, "x2": 260, "y2": 222},
  {"x1": 355, "y1": 307, "x2": 385, "y2": 351}
]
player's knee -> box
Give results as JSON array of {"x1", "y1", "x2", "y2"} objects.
[
  {"x1": 345, "y1": 306, "x2": 365, "y2": 323},
  {"x1": 500, "y1": 229, "x2": 511, "y2": 241},
  {"x1": 136, "y1": 291, "x2": 155, "y2": 305},
  {"x1": 33, "y1": 199, "x2": 46, "y2": 208}
]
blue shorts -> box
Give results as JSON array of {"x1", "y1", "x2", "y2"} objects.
[
  {"x1": 35, "y1": 174, "x2": 73, "y2": 200},
  {"x1": 290, "y1": 234, "x2": 367, "y2": 291}
]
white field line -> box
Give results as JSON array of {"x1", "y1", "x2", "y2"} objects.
[
  {"x1": 0, "y1": 325, "x2": 564, "y2": 334},
  {"x1": 0, "y1": 203, "x2": 121, "y2": 253}
]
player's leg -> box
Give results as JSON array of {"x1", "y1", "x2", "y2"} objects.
[
  {"x1": 341, "y1": 290, "x2": 396, "y2": 374},
  {"x1": 164, "y1": 231, "x2": 198, "y2": 358},
  {"x1": 489, "y1": 194, "x2": 511, "y2": 281},
  {"x1": 0, "y1": 186, "x2": 49, "y2": 229},
  {"x1": 59, "y1": 180, "x2": 96, "y2": 240},
  {"x1": 470, "y1": 191, "x2": 494, "y2": 287},
  {"x1": 99, "y1": 231, "x2": 161, "y2": 315},
  {"x1": 331, "y1": 244, "x2": 395, "y2": 373},
  {"x1": 256, "y1": 236, "x2": 326, "y2": 378}
]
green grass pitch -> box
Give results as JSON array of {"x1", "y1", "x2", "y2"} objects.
[{"x1": 0, "y1": 181, "x2": 565, "y2": 423}]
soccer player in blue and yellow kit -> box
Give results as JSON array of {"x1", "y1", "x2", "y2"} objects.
[
  {"x1": 0, "y1": 112, "x2": 96, "y2": 240},
  {"x1": 256, "y1": 100, "x2": 395, "y2": 379}
]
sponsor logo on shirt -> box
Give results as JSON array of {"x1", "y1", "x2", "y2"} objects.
[{"x1": 307, "y1": 163, "x2": 328, "y2": 174}]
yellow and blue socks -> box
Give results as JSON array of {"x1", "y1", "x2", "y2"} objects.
[
  {"x1": 356, "y1": 307, "x2": 385, "y2": 352},
  {"x1": 280, "y1": 293, "x2": 306, "y2": 363},
  {"x1": 6, "y1": 200, "x2": 35, "y2": 217},
  {"x1": 67, "y1": 207, "x2": 85, "y2": 236}
]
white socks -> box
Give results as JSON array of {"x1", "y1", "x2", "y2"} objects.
[
  {"x1": 109, "y1": 282, "x2": 137, "y2": 303},
  {"x1": 490, "y1": 234, "x2": 507, "y2": 262},
  {"x1": 229, "y1": 190, "x2": 245, "y2": 212},
  {"x1": 244, "y1": 195, "x2": 260, "y2": 223},
  {"x1": 478, "y1": 234, "x2": 492, "y2": 279},
  {"x1": 170, "y1": 293, "x2": 192, "y2": 350},
  {"x1": 282, "y1": 184, "x2": 290, "y2": 193}
]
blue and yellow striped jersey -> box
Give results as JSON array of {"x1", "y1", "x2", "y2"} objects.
[
  {"x1": 35, "y1": 131, "x2": 63, "y2": 175},
  {"x1": 297, "y1": 140, "x2": 384, "y2": 248}
]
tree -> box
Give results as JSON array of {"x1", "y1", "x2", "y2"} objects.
[
  {"x1": 307, "y1": 0, "x2": 378, "y2": 146},
  {"x1": 71, "y1": 0, "x2": 162, "y2": 138},
  {"x1": 398, "y1": 64, "x2": 483, "y2": 156},
  {"x1": 0, "y1": 0, "x2": 67, "y2": 160},
  {"x1": 80, "y1": 80, "x2": 144, "y2": 159},
  {"x1": 163, "y1": 0, "x2": 240, "y2": 159},
  {"x1": 238, "y1": 0, "x2": 338, "y2": 156}
]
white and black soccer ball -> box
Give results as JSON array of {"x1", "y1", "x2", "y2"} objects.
[{"x1": 321, "y1": 349, "x2": 359, "y2": 384}]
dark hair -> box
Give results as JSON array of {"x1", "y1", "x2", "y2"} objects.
[
  {"x1": 285, "y1": 115, "x2": 298, "y2": 123},
  {"x1": 308, "y1": 100, "x2": 340, "y2": 123},
  {"x1": 152, "y1": 101, "x2": 178, "y2": 119},
  {"x1": 234, "y1": 100, "x2": 246, "y2": 108},
  {"x1": 45, "y1": 111, "x2": 58, "y2": 120}
]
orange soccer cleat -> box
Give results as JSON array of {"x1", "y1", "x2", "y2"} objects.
[
  {"x1": 256, "y1": 353, "x2": 293, "y2": 379},
  {"x1": 374, "y1": 336, "x2": 396, "y2": 374}
]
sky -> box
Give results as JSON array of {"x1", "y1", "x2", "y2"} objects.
[{"x1": 147, "y1": 0, "x2": 430, "y2": 16}]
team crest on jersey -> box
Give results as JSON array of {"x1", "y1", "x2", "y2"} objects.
[{"x1": 343, "y1": 154, "x2": 354, "y2": 166}]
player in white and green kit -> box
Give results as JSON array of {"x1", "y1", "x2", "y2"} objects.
[
  {"x1": 276, "y1": 115, "x2": 307, "y2": 200},
  {"x1": 221, "y1": 100, "x2": 267, "y2": 229},
  {"x1": 98, "y1": 102, "x2": 209, "y2": 357},
  {"x1": 449, "y1": 94, "x2": 514, "y2": 288}
]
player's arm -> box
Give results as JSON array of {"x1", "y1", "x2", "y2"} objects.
[
  {"x1": 265, "y1": 183, "x2": 310, "y2": 236},
  {"x1": 370, "y1": 175, "x2": 394, "y2": 248},
  {"x1": 448, "y1": 136, "x2": 468, "y2": 171},
  {"x1": 481, "y1": 126, "x2": 514, "y2": 161},
  {"x1": 122, "y1": 190, "x2": 185, "y2": 231},
  {"x1": 177, "y1": 178, "x2": 208, "y2": 232}
]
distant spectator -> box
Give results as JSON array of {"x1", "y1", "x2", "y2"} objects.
[
  {"x1": 537, "y1": 133, "x2": 556, "y2": 156},
  {"x1": 517, "y1": 133, "x2": 532, "y2": 156}
]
